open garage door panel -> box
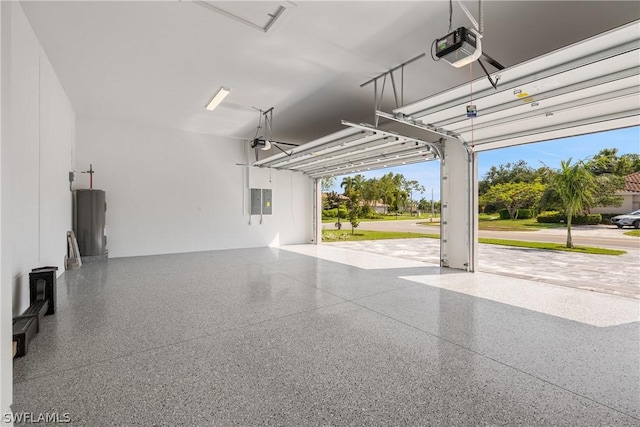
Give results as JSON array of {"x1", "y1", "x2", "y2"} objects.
[
  {"x1": 252, "y1": 125, "x2": 444, "y2": 180},
  {"x1": 254, "y1": 21, "x2": 639, "y2": 175},
  {"x1": 392, "y1": 21, "x2": 640, "y2": 152}
]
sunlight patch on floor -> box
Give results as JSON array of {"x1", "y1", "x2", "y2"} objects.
[{"x1": 400, "y1": 273, "x2": 640, "y2": 327}]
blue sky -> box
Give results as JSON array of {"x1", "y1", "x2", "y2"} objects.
[{"x1": 329, "y1": 126, "x2": 640, "y2": 200}]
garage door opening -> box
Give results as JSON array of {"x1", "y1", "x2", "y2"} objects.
[
  {"x1": 252, "y1": 20, "x2": 639, "y2": 281},
  {"x1": 475, "y1": 127, "x2": 640, "y2": 299}
]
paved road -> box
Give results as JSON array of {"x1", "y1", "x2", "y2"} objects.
[{"x1": 324, "y1": 219, "x2": 640, "y2": 250}]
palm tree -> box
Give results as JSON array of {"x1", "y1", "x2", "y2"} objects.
[
  {"x1": 352, "y1": 174, "x2": 365, "y2": 200},
  {"x1": 551, "y1": 159, "x2": 596, "y2": 248},
  {"x1": 340, "y1": 176, "x2": 354, "y2": 196}
]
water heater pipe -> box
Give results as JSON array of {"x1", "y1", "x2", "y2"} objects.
[{"x1": 80, "y1": 164, "x2": 95, "y2": 190}]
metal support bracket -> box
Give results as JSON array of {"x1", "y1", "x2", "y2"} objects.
[{"x1": 360, "y1": 53, "x2": 426, "y2": 126}]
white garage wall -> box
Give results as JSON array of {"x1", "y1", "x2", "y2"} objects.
[
  {"x1": 1, "y1": 2, "x2": 75, "y2": 417},
  {"x1": 4, "y1": 3, "x2": 74, "y2": 315},
  {"x1": 39, "y1": 45, "x2": 76, "y2": 273},
  {"x1": 6, "y1": 1, "x2": 39, "y2": 317},
  {"x1": 0, "y1": 1, "x2": 8, "y2": 419},
  {"x1": 75, "y1": 116, "x2": 313, "y2": 258}
]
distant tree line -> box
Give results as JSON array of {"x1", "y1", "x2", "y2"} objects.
[
  {"x1": 322, "y1": 148, "x2": 639, "y2": 244},
  {"x1": 322, "y1": 172, "x2": 438, "y2": 234},
  {"x1": 479, "y1": 148, "x2": 640, "y2": 217},
  {"x1": 479, "y1": 148, "x2": 640, "y2": 247}
]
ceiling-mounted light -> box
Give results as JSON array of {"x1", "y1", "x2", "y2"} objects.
[{"x1": 205, "y1": 87, "x2": 231, "y2": 111}]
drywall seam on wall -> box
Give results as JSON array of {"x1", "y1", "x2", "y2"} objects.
[{"x1": 37, "y1": 44, "x2": 41, "y2": 264}]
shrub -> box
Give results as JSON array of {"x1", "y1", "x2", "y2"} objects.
[
  {"x1": 322, "y1": 232, "x2": 350, "y2": 241},
  {"x1": 516, "y1": 209, "x2": 534, "y2": 219},
  {"x1": 362, "y1": 211, "x2": 383, "y2": 219},
  {"x1": 598, "y1": 213, "x2": 620, "y2": 224},
  {"x1": 322, "y1": 207, "x2": 348, "y2": 219},
  {"x1": 498, "y1": 209, "x2": 511, "y2": 220},
  {"x1": 483, "y1": 205, "x2": 500, "y2": 215},
  {"x1": 537, "y1": 211, "x2": 601, "y2": 225},
  {"x1": 322, "y1": 208, "x2": 337, "y2": 219},
  {"x1": 573, "y1": 213, "x2": 602, "y2": 225},
  {"x1": 537, "y1": 211, "x2": 563, "y2": 223},
  {"x1": 359, "y1": 204, "x2": 382, "y2": 219}
]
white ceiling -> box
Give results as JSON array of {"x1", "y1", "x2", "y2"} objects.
[
  {"x1": 21, "y1": 1, "x2": 640, "y2": 144},
  {"x1": 253, "y1": 19, "x2": 639, "y2": 179}
]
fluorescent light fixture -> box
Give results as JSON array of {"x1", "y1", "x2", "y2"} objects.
[{"x1": 206, "y1": 87, "x2": 230, "y2": 111}]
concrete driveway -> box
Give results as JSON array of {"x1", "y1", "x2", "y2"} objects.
[{"x1": 323, "y1": 222, "x2": 640, "y2": 299}]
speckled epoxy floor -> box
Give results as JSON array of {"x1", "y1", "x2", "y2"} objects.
[{"x1": 11, "y1": 246, "x2": 640, "y2": 426}]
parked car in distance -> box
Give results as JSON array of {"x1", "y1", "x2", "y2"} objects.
[{"x1": 611, "y1": 210, "x2": 640, "y2": 229}]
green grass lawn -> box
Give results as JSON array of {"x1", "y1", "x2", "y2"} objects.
[
  {"x1": 322, "y1": 230, "x2": 625, "y2": 255},
  {"x1": 624, "y1": 230, "x2": 640, "y2": 237},
  {"x1": 478, "y1": 238, "x2": 625, "y2": 255},
  {"x1": 377, "y1": 213, "x2": 438, "y2": 221},
  {"x1": 417, "y1": 220, "x2": 441, "y2": 227},
  {"x1": 478, "y1": 213, "x2": 499, "y2": 220},
  {"x1": 322, "y1": 230, "x2": 438, "y2": 241},
  {"x1": 417, "y1": 217, "x2": 561, "y2": 230},
  {"x1": 477, "y1": 217, "x2": 564, "y2": 231},
  {"x1": 323, "y1": 213, "x2": 440, "y2": 223}
]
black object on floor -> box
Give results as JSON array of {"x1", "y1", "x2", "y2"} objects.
[
  {"x1": 12, "y1": 316, "x2": 38, "y2": 358},
  {"x1": 13, "y1": 267, "x2": 59, "y2": 358},
  {"x1": 15, "y1": 300, "x2": 49, "y2": 333},
  {"x1": 29, "y1": 266, "x2": 58, "y2": 316}
]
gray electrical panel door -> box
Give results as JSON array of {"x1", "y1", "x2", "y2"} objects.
[
  {"x1": 250, "y1": 189, "x2": 262, "y2": 215},
  {"x1": 262, "y1": 189, "x2": 272, "y2": 215},
  {"x1": 74, "y1": 189, "x2": 107, "y2": 256}
]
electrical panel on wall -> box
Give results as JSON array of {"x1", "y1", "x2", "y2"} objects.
[
  {"x1": 262, "y1": 189, "x2": 272, "y2": 215},
  {"x1": 251, "y1": 189, "x2": 262, "y2": 215},
  {"x1": 250, "y1": 188, "x2": 272, "y2": 216}
]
